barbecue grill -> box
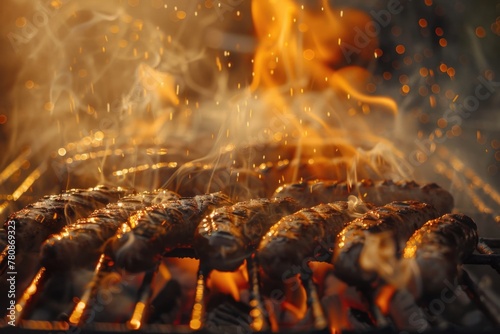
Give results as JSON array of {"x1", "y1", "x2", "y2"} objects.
[{"x1": 1, "y1": 0, "x2": 499, "y2": 333}]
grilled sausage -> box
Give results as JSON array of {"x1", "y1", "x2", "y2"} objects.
[
  {"x1": 40, "y1": 189, "x2": 180, "y2": 271},
  {"x1": 108, "y1": 192, "x2": 233, "y2": 272},
  {"x1": 273, "y1": 179, "x2": 453, "y2": 215},
  {"x1": 332, "y1": 201, "x2": 440, "y2": 286},
  {"x1": 3, "y1": 185, "x2": 131, "y2": 253},
  {"x1": 403, "y1": 213, "x2": 478, "y2": 301},
  {"x1": 258, "y1": 198, "x2": 373, "y2": 281},
  {"x1": 194, "y1": 197, "x2": 302, "y2": 272}
]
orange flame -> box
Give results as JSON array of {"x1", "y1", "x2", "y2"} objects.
[
  {"x1": 375, "y1": 285, "x2": 397, "y2": 315},
  {"x1": 238, "y1": 0, "x2": 409, "y2": 188},
  {"x1": 251, "y1": 0, "x2": 397, "y2": 114},
  {"x1": 208, "y1": 261, "x2": 249, "y2": 302}
]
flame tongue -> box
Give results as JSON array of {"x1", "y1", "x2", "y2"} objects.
[
  {"x1": 251, "y1": 1, "x2": 378, "y2": 88},
  {"x1": 208, "y1": 261, "x2": 249, "y2": 302},
  {"x1": 235, "y1": 0, "x2": 404, "y2": 186},
  {"x1": 250, "y1": 0, "x2": 396, "y2": 112}
]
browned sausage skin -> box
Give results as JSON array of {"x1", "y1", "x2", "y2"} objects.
[
  {"x1": 257, "y1": 198, "x2": 373, "y2": 281},
  {"x1": 332, "y1": 201, "x2": 440, "y2": 287},
  {"x1": 4, "y1": 185, "x2": 131, "y2": 254},
  {"x1": 273, "y1": 179, "x2": 453, "y2": 215},
  {"x1": 40, "y1": 189, "x2": 180, "y2": 271},
  {"x1": 107, "y1": 192, "x2": 233, "y2": 272},
  {"x1": 403, "y1": 213, "x2": 478, "y2": 301},
  {"x1": 194, "y1": 197, "x2": 302, "y2": 272}
]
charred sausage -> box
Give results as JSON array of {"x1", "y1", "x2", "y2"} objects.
[{"x1": 40, "y1": 189, "x2": 180, "y2": 270}]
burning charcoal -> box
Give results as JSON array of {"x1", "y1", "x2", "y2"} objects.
[
  {"x1": 373, "y1": 287, "x2": 430, "y2": 332},
  {"x1": 148, "y1": 279, "x2": 182, "y2": 324},
  {"x1": 205, "y1": 295, "x2": 253, "y2": 334},
  {"x1": 348, "y1": 308, "x2": 376, "y2": 330},
  {"x1": 87, "y1": 271, "x2": 142, "y2": 324}
]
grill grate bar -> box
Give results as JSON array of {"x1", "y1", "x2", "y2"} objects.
[
  {"x1": 13, "y1": 267, "x2": 47, "y2": 325},
  {"x1": 68, "y1": 254, "x2": 110, "y2": 326},
  {"x1": 128, "y1": 265, "x2": 158, "y2": 330},
  {"x1": 189, "y1": 264, "x2": 208, "y2": 331},
  {"x1": 247, "y1": 256, "x2": 270, "y2": 332},
  {"x1": 460, "y1": 269, "x2": 500, "y2": 326},
  {"x1": 465, "y1": 254, "x2": 500, "y2": 266},
  {"x1": 476, "y1": 242, "x2": 500, "y2": 275},
  {"x1": 301, "y1": 274, "x2": 328, "y2": 330},
  {"x1": 481, "y1": 238, "x2": 500, "y2": 249},
  {"x1": 361, "y1": 286, "x2": 392, "y2": 329}
]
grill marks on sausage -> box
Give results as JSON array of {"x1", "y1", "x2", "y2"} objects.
[
  {"x1": 332, "y1": 201, "x2": 440, "y2": 286},
  {"x1": 403, "y1": 213, "x2": 478, "y2": 300},
  {"x1": 258, "y1": 200, "x2": 374, "y2": 281},
  {"x1": 108, "y1": 192, "x2": 233, "y2": 272},
  {"x1": 194, "y1": 197, "x2": 302, "y2": 272},
  {"x1": 4, "y1": 185, "x2": 131, "y2": 253},
  {"x1": 40, "y1": 189, "x2": 180, "y2": 270}
]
